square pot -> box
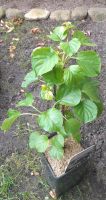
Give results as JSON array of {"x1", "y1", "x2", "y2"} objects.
[{"x1": 41, "y1": 145, "x2": 95, "y2": 197}]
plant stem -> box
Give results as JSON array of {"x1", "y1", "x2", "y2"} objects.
[
  {"x1": 21, "y1": 113, "x2": 38, "y2": 117},
  {"x1": 53, "y1": 100, "x2": 60, "y2": 108},
  {"x1": 53, "y1": 85, "x2": 56, "y2": 96},
  {"x1": 62, "y1": 105, "x2": 65, "y2": 115},
  {"x1": 71, "y1": 56, "x2": 78, "y2": 59},
  {"x1": 39, "y1": 79, "x2": 45, "y2": 83},
  {"x1": 63, "y1": 115, "x2": 68, "y2": 121},
  {"x1": 31, "y1": 105, "x2": 41, "y2": 113}
]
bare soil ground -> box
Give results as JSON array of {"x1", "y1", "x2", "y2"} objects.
[{"x1": 0, "y1": 0, "x2": 106, "y2": 200}]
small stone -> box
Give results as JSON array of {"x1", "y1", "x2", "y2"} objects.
[
  {"x1": 24, "y1": 8, "x2": 50, "y2": 20},
  {"x1": 88, "y1": 7, "x2": 106, "y2": 22},
  {"x1": 49, "y1": 190, "x2": 56, "y2": 199},
  {"x1": 31, "y1": 171, "x2": 34, "y2": 176},
  {"x1": 71, "y1": 6, "x2": 88, "y2": 20},
  {"x1": 50, "y1": 10, "x2": 71, "y2": 21},
  {"x1": 0, "y1": 7, "x2": 5, "y2": 19},
  {"x1": 20, "y1": 89, "x2": 25, "y2": 93},
  {"x1": 6, "y1": 8, "x2": 24, "y2": 19},
  {"x1": 45, "y1": 197, "x2": 49, "y2": 200}
]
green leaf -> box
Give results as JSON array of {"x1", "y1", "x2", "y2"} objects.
[
  {"x1": 48, "y1": 26, "x2": 68, "y2": 41},
  {"x1": 21, "y1": 70, "x2": 38, "y2": 88},
  {"x1": 56, "y1": 84, "x2": 81, "y2": 106},
  {"x1": 64, "y1": 68, "x2": 72, "y2": 85},
  {"x1": 7, "y1": 109, "x2": 20, "y2": 117},
  {"x1": 64, "y1": 65, "x2": 85, "y2": 87},
  {"x1": 64, "y1": 118, "x2": 81, "y2": 142},
  {"x1": 60, "y1": 38, "x2": 81, "y2": 57},
  {"x1": 73, "y1": 30, "x2": 95, "y2": 46},
  {"x1": 71, "y1": 132, "x2": 81, "y2": 142},
  {"x1": 38, "y1": 108, "x2": 63, "y2": 132},
  {"x1": 59, "y1": 126, "x2": 67, "y2": 137},
  {"x1": 1, "y1": 109, "x2": 21, "y2": 132},
  {"x1": 69, "y1": 65, "x2": 81, "y2": 75},
  {"x1": 43, "y1": 64, "x2": 64, "y2": 85},
  {"x1": 49, "y1": 146, "x2": 64, "y2": 160},
  {"x1": 51, "y1": 134, "x2": 64, "y2": 148},
  {"x1": 29, "y1": 132, "x2": 49, "y2": 153},
  {"x1": 17, "y1": 93, "x2": 34, "y2": 107},
  {"x1": 82, "y1": 80, "x2": 100, "y2": 103},
  {"x1": 77, "y1": 51, "x2": 101, "y2": 77},
  {"x1": 74, "y1": 99, "x2": 98, "y2": 123},
  {"x1": 31, "y1": 47, "x2": 58, "y2": 76}
]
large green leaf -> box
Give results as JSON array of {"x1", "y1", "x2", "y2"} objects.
[
  {"x1": 64, "y1": 68, "x2": 72, "y2": 85},
  {"x1": 1, "y1": 109, "x2": 21, "y2": 132},
  {"x1": 60, "y1": 38, "x2": 81, "y2": 57},
  {"x1": 43, "y1": 64, "x2": 64, "y2": 85},
  {"x1": 21, "y1": 71, "x2": 38, "y2": 88},
  {"x1": 29, "y1": 132, "x2": 49, "y2": 153},
  {"x1": 77, "y1": 51, "x2": 101, "y2": 77},
  {"x1": 49, "y1": 146, "x2": 64, "y2": 160},
  {"x1": 38, "y1": 108, "x2": 63, "y2": 132},
  {"x1": 17, "y1": 93, "x2": 34, "y2": 107},
  {"x1": 48, "y1": 26, "x2": 68, "y2": 41},
  {"x1": 51, "y1": 134, "x2": 64, "y2": 148},
  {"x1": 64, "y1": 65, "x2": 83, "y2": 85},
  {"x1": 74, "y1": 99, "x2": 98, "y2": 123},
  {"x1": 82, "y1": 80, "x2": 100, "y2": 103},
  {"x1": 31, "y1": 47, "x2": 59, "y2": 76},
  {"x1": 73, "y1": 30, "x2": 95, "y2": 46},
  {"x1": 64, "y1": 118, "x2": 81, "y2": 142},
  {"x1": 56, "y1": 84, "x2": 81, "y2": 106}
]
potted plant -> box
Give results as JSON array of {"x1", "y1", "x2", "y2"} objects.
[{"x1": 1, "y1": 22, "x2": 103, "y2": 197}]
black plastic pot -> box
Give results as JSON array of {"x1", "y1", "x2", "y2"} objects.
[{"x1": 41, "y1": 145, "x2": 95, "y2": 197}]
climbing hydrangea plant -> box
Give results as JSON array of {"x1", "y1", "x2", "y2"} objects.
[{"x1": 1, "y1": 22, "x2": 103, "y2": 159}]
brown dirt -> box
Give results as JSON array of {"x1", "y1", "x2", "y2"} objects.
[
  {"x1": 0, "y1": 0, "x2": 106, "y2": 199},
  {"x1": 0, "y1": 17, "x2": 106, "y2": 199},
  {"x1": 0, "y1": 0, "x2": 106, "y2": 12},
  {"x1": 46, "y1": 138, "x2": 83, "y2": 176}
]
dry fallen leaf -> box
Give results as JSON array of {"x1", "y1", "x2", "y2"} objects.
[
  {"x1": 31, "y1": 27, "x2": 41, "y2": 34},
  {"x1": 9, "y1": 45, "x2": 16, "y2": 58},
  {"x1": 9, "y1": 45, "x2": 16, "y2": 53},
  {"x1": 12, "y1": 17, "x2": 24, "y2": 26},
  {"x1": 7, "y1": 26, "x2": 14, "y2": 33},
  {"x1": 49, "y1": 190, "x2": 57, "y2": 199},
  {"x1": 10, "y1": 53, "x2": 15, "y2": 58}
]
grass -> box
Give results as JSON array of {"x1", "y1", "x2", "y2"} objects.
[{"x1": 0, "y1": 149, "x2": 47, "y2": 200}]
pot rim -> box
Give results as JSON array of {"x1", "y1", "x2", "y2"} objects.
[{"x1": 43, "y1": 145, "x2": 95, "y2": 179}]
